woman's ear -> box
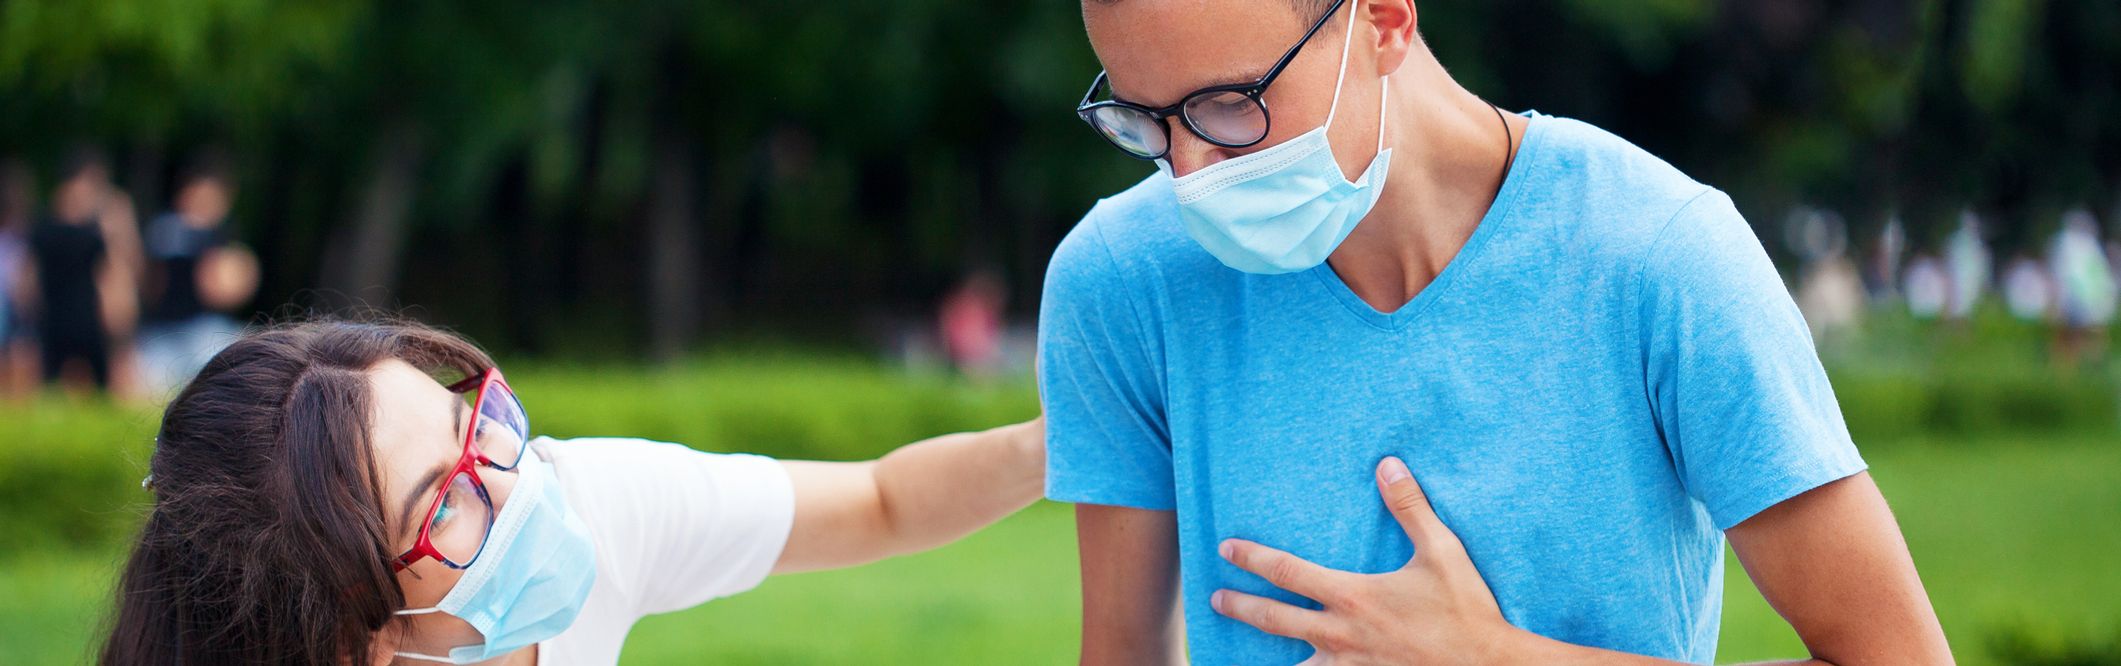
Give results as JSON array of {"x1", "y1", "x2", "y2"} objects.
[
  {"x1": 365, "y1": 619, "x2": 406, "y2": 666},
  {"x1": 1365, "y1": 0, "x2": 1418, "y2": 77}
]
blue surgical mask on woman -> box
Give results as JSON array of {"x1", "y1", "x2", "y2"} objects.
[
  {"x1": 394, "y1": 452, "x2": 597, "y2": 664},
  {"x1": 1160, "y1": 9, "x2": 1391, "y2": 275}
]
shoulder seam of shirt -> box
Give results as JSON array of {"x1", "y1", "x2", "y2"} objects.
[
  {"x1": 1632, "y1": 186, "x2": 1722, "y2": 312},
  {"x1": 1631, "y1": 185, "x2": 1720, "y2": 416},
  {"x1": 1085, "y1": 214, "x2": 1170, "y2": 408}
]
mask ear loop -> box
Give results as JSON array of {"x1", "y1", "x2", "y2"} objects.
[
  {"x1": 1376, "y1": 76, "x2": 1390, "y2": 153},
  {"x1": 393, "y1": 650, "x2": 458, "y2": 664},
  {"x1": 1322, "y1": 3, "x2": 1361, "y2": 130},
  {"x1": 1324, "y1": 4, "x2": 1390, "y2": 159}
]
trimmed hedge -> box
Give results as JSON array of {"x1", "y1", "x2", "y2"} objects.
[
  {"x1": 1, "y1": 343, "x2": 2113, "y2": 557},
  {"x1": 1987, "y1": 623, "x2": 2121, "y2": 665},
  {"x1": 0, "y1": 353, "x2": 1039, "y2": 558},
  {"x1": 1823, "y1": 306, "x2": 2121, "y2": 442},
  {"x1": 1830, "y1": 362, "x2": 2119, "y2": 442},
  {"x1": 0, "y1": 401, "x2": 158, "y2": 556},
  {"x1": 514, "y1": 353, "x2": 1039, "y2": 461}
]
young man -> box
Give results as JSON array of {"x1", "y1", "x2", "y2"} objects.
[
  {"x1": 1037, "y1": 0, "x2": 1952, "y2": 663},
  {"x1": 137, "y1": 154, "x2": 259, "y2": 394},
  {"x1": 28, "y1": 148, "x2": 142, "y2": 394}
]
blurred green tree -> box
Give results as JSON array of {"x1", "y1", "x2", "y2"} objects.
[{"x1": 1, "y1": 0, "x2": 2115, "y2": 356}]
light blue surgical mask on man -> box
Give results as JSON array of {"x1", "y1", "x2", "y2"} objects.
[
  {"x1": 1159, "y1": 8, "x2": 1391, "y2": 275},
  {"x1": 394, "y1": 452, "x2": 597, "y2": 664}
]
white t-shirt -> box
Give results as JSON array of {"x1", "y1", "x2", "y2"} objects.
[{"x1": 531, "y1": 437, "x2": 795, "y2": 665}]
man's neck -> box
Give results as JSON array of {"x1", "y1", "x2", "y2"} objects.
[{"x1": 1325, "y1": 57, "x2": 1524, "y2": 313}]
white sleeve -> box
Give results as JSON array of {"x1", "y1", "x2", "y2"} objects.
[{"x1": 541, "y1": 437, "x2": 795, "y2": 617}]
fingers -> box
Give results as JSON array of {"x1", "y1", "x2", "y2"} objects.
[
  {"x1": 1211, "y1": 588, "x2": 1331, "y2": 642},
  {"x1": 1376, "y1": 456, "x2": 1462, "y2": 555},
  {"x1": 1221, "y1": 538, "x2": 1342, "y2": 602}
]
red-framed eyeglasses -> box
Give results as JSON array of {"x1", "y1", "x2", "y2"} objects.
[{"x1": 390, "y1": 367, "x2": 532, "y2": 572}]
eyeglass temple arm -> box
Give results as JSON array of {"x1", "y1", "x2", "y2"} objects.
[
  {"x1": 1254, "y1": 0, "x2": 1348, "y2": 92},
  {"x1": 1079, "y1": 71, "x2": 1107, "y2": 109},
  {"x1": 446, "y1": 371, "x2": 489, "y2": 393}
]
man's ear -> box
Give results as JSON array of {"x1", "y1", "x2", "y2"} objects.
[{"x1": 1364, "y1": 0, "x2": 1418, "y2": 77}]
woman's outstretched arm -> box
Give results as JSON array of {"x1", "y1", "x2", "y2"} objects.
[{"x1": 773, "y1": 417, "x2": 1045, "y2": 573}]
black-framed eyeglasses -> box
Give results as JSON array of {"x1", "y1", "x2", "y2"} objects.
[{"x1": 1076, "y1": 0, "x2": 1348, "y2": 161}]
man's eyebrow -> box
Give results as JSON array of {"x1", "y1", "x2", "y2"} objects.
[
  {"x1": 395, "y1": 394, "x2": 467, "y2": 542},
  {"x1": 1108, "y1": 67, "x2": 1272, "y2": 108}
]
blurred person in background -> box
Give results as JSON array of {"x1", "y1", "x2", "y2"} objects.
[
  {"x1": 26, "y1": 147, "x2": 144, "y2": 395},
  {"x1": 1787, "y1": 207, "x2": 1863, "y2": 343},
  {"x1": 937, "y1": 268, "x2": 1007, "y2": 380},
  {"x1": 137, "y1": 152, "x2": 259, "y2": 395},
  {"x1": 2001, "y1": 255, "x2": 2056, "y2": 322},
  {"x1": 1944, "y1": 210, "x2": 1990, "y2": 321},
  {"x1": 2048, "y1": 208, "x2": 2116, "y2": 365},
  {"x1": 1864, "y1": 215, "x2": 1907, "y2": 302},
  {"x1": 0, "y1": 159, "x2": 34, "y2": 398},
  {"x1": 103, "y1": 319, "x2": 1046, "y2": 665},
  {"x1": 1905, "y1": 254, "x2": 1949, "y2": 319}
]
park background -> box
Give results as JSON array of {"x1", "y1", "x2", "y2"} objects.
[{"x1": 2, "y1": 0, "x2": 2119, "y2": 663}]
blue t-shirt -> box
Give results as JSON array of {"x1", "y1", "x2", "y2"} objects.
[{"x1": 1038, "y1": 113, "x2": 1866, "y2": 664}]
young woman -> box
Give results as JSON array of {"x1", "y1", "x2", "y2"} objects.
[{"x1": 101, "y1": 320, "x2": 1046, "y2": 665}]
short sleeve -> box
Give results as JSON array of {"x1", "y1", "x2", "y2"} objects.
[
  {"x1": 1640, "y1": 191, "x2": 1868, "y2": 530},
  {"x1": 1038, "y1": 214, "x2": 1176, "y2": 510},
  {"x1": 541, "y1": 437, "x2": 795, "y2": 616}
]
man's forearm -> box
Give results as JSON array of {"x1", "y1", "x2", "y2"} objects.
[
  {"x1": 1077, "y1": 504, "x2": 1184, "y2": 665},
  {"x1": 1082, "y1": 596, "x2": 1185, "y2": 666},
  {"x1": 1511, "y1": 632, "x2": 1827, "y2": 666}
]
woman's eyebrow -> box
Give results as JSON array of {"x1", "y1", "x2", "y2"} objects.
[
  {"x1": 397, "y1": 463, "x2": 450, "y2": 542},
  {"x1": 395, "y1": 394, "x2": 468, "y2": 541}
]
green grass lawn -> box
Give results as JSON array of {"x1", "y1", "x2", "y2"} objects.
[{"x1": 7, "y1": 433, "x2": 2115, "y2": 664}]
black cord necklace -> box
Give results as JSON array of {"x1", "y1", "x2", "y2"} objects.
[{"x1": 1488, "y1": 101, "x2": 1515, "y2": 185}]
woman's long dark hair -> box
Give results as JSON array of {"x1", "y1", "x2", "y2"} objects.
[{"x1": 101, "y1": 320, "x2": 494, "y2": 665}]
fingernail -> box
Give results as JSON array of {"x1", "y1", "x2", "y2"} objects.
[
  {"x1": 1211, "y1": 590, "x2": 1226, "y2": 611},
  {"x1": 1378, "y1": 457, "x2": 1411, "y2": 485},
  {"x1": 1219, "y1": 540, "x2": 1236, "y2": 560}
]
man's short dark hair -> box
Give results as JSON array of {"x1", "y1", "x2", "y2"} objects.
[
  {"x1": 1088, "y1": 0, "x2": 1339, "y2": 22},
  {"x1": 58, "y1": 144, "x2": 109, "y2": 182},
  {"x1": 176, "y1": 147, "x2": 234, "y2": 189}
]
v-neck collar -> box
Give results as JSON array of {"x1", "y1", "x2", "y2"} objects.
[{"x1": 1309, "y1": 111, "x2": 1547, "y2": 331}]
